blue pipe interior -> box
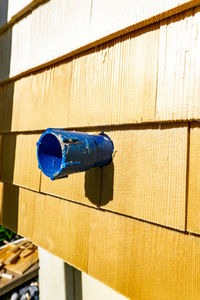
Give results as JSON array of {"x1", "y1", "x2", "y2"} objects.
[
  {"x1": 38, "y1": 134, "x2": 62, "y2": 176},
  {"x1": 37, "y1": 129, "x2": 114, "y2": 179}
]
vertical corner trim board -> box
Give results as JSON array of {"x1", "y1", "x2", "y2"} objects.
[
  {"x1": 1, "y1": 185, "x2": 200, "y2": 300},
  {"x1": 10, "y1": 63, "x2": 73, "y2": 132},
  {"x1": 187, "y1": 123, "x2": 200, "y2": 234}
]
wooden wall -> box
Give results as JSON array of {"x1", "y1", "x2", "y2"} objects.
[{"x1": 1, "y1": 1, "x2": 200, "y2": 299}]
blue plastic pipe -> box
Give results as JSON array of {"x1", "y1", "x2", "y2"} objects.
[{"x1": 37, "y1": 128, "x2": 114, "y2": 180}]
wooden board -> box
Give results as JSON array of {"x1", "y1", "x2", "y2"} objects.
[
  {"x1": 6, "y1": 0, "x2": 92, "y2": 79},
  {"x1": 187, "y1": 123, "x2": 200, "y2": 233},
  {"x1": 88, "y1": 209, "x2": 200, "y2": 300},
  {"x1": 0, "y1": 25, "x2": 159, "y2": 132},
  {"x1": 5, "y1": 251, "x2": 38, "y2": 275},
  {"x1": 0, "y1": 263, "x2": 38, "y2": 296},
  {"x1": 1, "y1": 0, "x2": 200, "y2": 80},
  {"x1": 156, "y1": 7, "x2": 200, "y2": 121},
  {"x1": 0, "y1": 245, "x2": 14, "y2": 263},
  {"x1": 1, "y1": 134, "x2": 41, "y2": 191},
  {"x1": 69, "y1": 25, "x2": 158, "y2": 127},
  {"x1": 7, "y1": 0, "x2": 37, "y2": 23},
  {"x1": 1, "y1": 2, "x2": 200, "y2": 298},
  {"x1": 11, "y1": 63, "x2": 72, "y2": 132},
  {"x1": 0, "y1": 183, "x2": 19, "y2": 232},
  {"x1": 17, "y1": 188, "x2": 91, "y2": 272},
  {"x1": 90, "y1": 0, "x2": 187, "y2": 41},
  {"x1": 41, "y1": 167, "x2": 101, "y2": 207},
  {"x1": 100, "y1": 124, "x2": 188, "y2": 230},
  {"x1": 0, "y1": 134, "x2": 17, "y2": 184},
  {"x1": 1, "y1": 186, "x2": 200, "y2": 300},
  {"x1": 0, "y1": 1, "x2": 40, "y2": 29},
  {"x1": 0, "y1": 182, "x2": 3, "y2": 224},
  {"x1": 1, "y1": 8, "x2": 200, "y2": 132},
  {"x1": 40, "y1": 125, "x2": 188, "y2": 229},
  {"x1": 0, "y1": 124, "x2": 188, "y2": 231},
  {"x1": 0, "y1": 82, "x2": 15, "y2": 132}
]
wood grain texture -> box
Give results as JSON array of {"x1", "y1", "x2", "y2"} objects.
[
  {"x1": 8, "y1": 0, "x2": 92, "y2": 79},
  {"x1": 0, "y1": 0, "x2": 39, "y2": 29},
  {"x1": 88, "y1": 209, "x2": 200, "y2": 300},
  {"x1": 90, "y1": 0, "x2": 187, "y2": 41},
  {"x1": 0, "y1": 25, "x2": 159, "y2": 132},
  {"x1": 69, "y1": 25, "x2": 158, "y2": 127},
  {"x1": 7, "y1": 0, "x2": 37, "y2": 23},
  {"x1": 5, "y1": 251, "x2": 38, "y2": 275},
  {"x1": 17, "y1": 188, "x2": 90, "y2": 272},
  {"x1": 1, "y1": 185, "x2": 200, "y2": 300},
  {"x1": 1, "y1": 0, "x2": 200, "y2": 80},
  {"x1": 11, "y1": 63, "x2": 72, "y2": 132},
  {"x1": 2, "y1": 7, "x2": 200, "y2": 132},
  {"x1": 0, "y1": 183, "x2": 19, "y2": 232},
  {"x1": 156, "y1": 7, "x2": 200, "y2": 121},
  {"x1": 41, "y1": 167, "x2": 101, "y2": 207},
  {"x1": 1, "y1": 134, "x2": 41, "y2": 191},
  {"x1": 187, "y1": 123, "x2": 200, "y2": 233},
  {"x1": 2, "y1": 8, "x2": 200, "y2": 131},
  {"x1": 101, "y1": 124, "x2": 188, "y2": 230},
  {"x1": 0, "y1": 125, "x2": 188, "y2": 231}
]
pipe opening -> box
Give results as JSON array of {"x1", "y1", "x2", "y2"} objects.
[{"x1": 38, "y1": 133, "x2": 62, "y2": 176}]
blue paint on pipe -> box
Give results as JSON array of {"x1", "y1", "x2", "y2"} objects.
[{"x1": 37, "y1": 129, "x2": 114, "y2": 180}]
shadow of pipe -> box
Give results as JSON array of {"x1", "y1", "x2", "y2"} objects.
[
  {"x1": 100, "y1": 161, "x2": 114, "y2": 206},
  {"x1": 84, "y1": 167, "x2": 102, "y2": 206},
  {"x1": 84, "y1": 161, "x2": 114, "y2": 207}
]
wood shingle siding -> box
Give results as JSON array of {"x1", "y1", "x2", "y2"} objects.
[{"x1": 1, "y1": 1, "x2": 200, "y2": 299}]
